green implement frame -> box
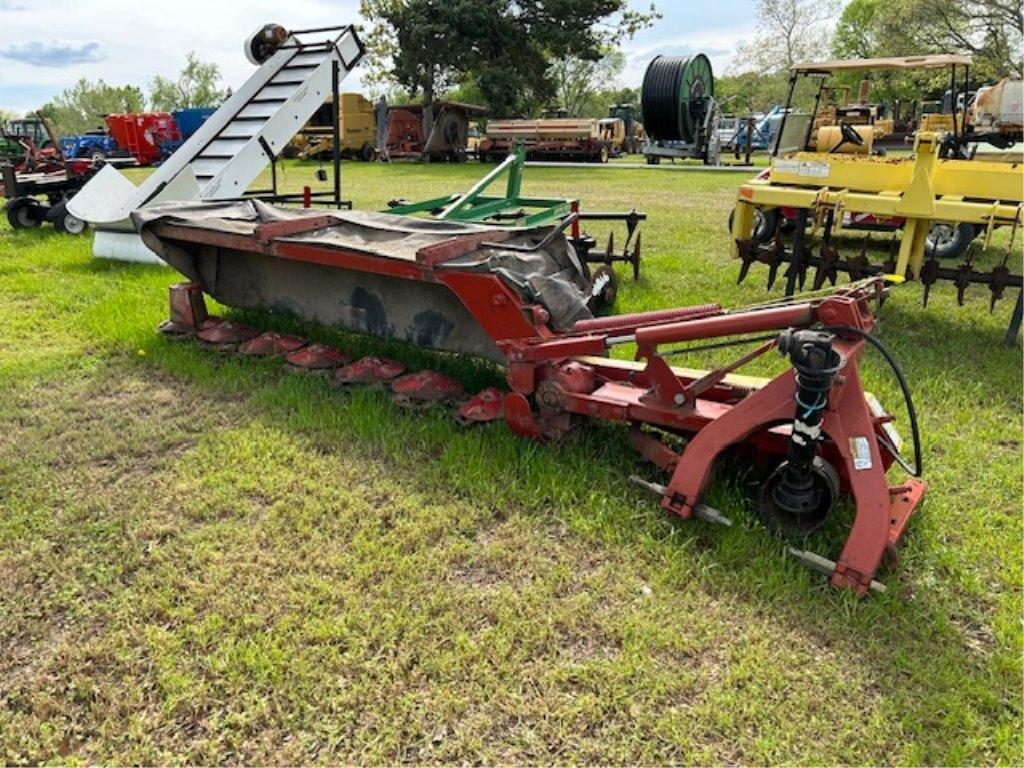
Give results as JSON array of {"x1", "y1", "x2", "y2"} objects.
[{"x1": 384, "y1": 146, "x2": 575, "y2": 226}]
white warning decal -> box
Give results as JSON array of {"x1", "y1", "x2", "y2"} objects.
[
  {"x1": 850, "y1": 436, "x2": 873, "y2": 470},
  {"x1": 774, "y1": 159, "x2": 830, "y2": 178}
]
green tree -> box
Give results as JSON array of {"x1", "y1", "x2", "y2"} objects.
[
  {"x1": 733, "y1": 0, "x2": 841, "y2": 74},
  {"x1": 548, "y1": 48, "x2": 626, "y2": 116},
  {"x1": 359, "y1": 0, "x2": 658, "y2": 117},
  {"x1": 829, "y1": 0, "x2": 1021, "y2": 107},
  {"x1": 716, "y1": 71, "x2": 793, "y2": 113},
  {"x1": 39, "y1": 79, "x2": 145, "y2": 136},
  {"x1": 832, "y1": 0, "x2": 883, "y2": 60},
  {"x1": 150, "y1": 52, "x2": 228, "y2": 111},
  {"x1": 880, "y1": 0, "x2": 1022, "y2": 80}
]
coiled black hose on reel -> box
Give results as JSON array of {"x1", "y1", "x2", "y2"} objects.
[{"x1": 641, "y1": 54, "x2": 715, "y2": 143}]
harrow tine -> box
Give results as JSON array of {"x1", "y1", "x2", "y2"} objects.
[
  {"x1": 920, "y1": 238, "x2": 941, "y2": 308},
  {"x1": 846, "y1": 252, "x2": 868, "y2": 281},
  {"x1": 990, "y1": 264, "x2": 1010, "y2": 312},
  {"x1": 813, "y1": 243, "x2": 839, "y2": 291},
  {"x1": 955, "y1": 255, "x2": 974, "y2": 307},
  {"x1": 766, "y1": 260, "x2": 781, "y2": 291},
  {"x1": 631, "y1": 231, "x2": 642, "y2": 281},
  {"x1": 880, "y1": 236, "x2": 897, "y2": 277},
  {"x1": 995, "y1": 218, "x2": 1024, "y2": 311},
  {"x1": 812, "y1": 210, "x2": 838, "y2": 290},
  {"x1": 993, "y1": 220, "x2": 1020, "y2": 312},
  {"x1": 920, "y1": 257, "x2": 940, "y2": 308},
  {"x1": 765, "y1": 229, "x2": 785, "y2": 290},
  {"x1": 736, "y1": 237, "x2": 758, "y2": 285},
  {"x1": 783, "y1": 248, "x2": 809, "y2": 292},
  {"x1": 605, "y1": 231, "x2": 614, "y2": 264}
]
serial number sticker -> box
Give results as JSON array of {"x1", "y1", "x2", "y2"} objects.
[
  {"x1": 774, "y1": 159, "x2": 830, "y2": 178},
  {"x1": 850, "y1": 436, "x2": 873, "y2": 471}
]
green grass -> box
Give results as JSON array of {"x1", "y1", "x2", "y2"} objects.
[{"x1": 1, "y1": 160, "x2": 1021, "y2": 765}]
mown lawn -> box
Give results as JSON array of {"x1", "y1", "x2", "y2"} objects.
[{"x1": 1, "y1": 160, "x2": 1021, "y2": 765}]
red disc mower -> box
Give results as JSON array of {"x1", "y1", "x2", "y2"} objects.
[{"x1": 137, "y1": 201, "x2": 925, "y2": 596}]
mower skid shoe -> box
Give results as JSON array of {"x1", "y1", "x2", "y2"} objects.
[
  {"x1": 159, "y1": 282, "x2": 210, "y2": 337},
  {"x1": 196, "y1": 320, "x2": 259, "y2": 351},
  {"x1": 390, "y1": 370, "x2": 465, "y2": 409},
  {"x1": 239, "y1": 331, "x2": 308, "y2": 357},
  {"x1": 284, "y1": 343, "x2": 350, "y2": 373},
  {"x1": 334, "y1": 357, "x2": 406, "y2": 386},
  {"x1": 455, "y1": 387, "x2": 505, "y2": 425}
]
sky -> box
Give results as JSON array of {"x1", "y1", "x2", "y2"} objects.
[{"x1": 0, "y1": 0, "x2": 759, "y2": 115}]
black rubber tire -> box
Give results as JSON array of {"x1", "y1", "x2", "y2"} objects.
[
  {"x1": 359, "y1": 143, "x2": 375, "y2": 161},
  {"x1": 50, "y1": 202, "x2": 87, "y2": 235},
  {"x1": 6, "y1": 197, "x2": 43, "y2": 229},
  {"x1": 758, "y1": 456, "x2": 840, "y2": 537},
  {"x1": 728, "y1": 207, "x2": 780, "y2": 244},
  {"x1": 925, "y1": 222, "x2": 977, "y2": 260},
  {"x1": 646, "y1": 154, "x2": 660, "y2": 165}
]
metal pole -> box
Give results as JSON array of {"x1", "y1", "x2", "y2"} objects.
[
  {"x1": 950, "y1": 64, "x2": 958, "y2": 142},
  {"x1": 804, "y1": 78, "x2": 825, "y2": 152},
  {"x1": 332, "y1": 60, "x2": 341, "y2": 208},
  {"x1": 749, "y1": 117, "x2": 757, "y2": 165},
  {"x1": 963, "y1": 65, "x2": 970, "y2": 141}
]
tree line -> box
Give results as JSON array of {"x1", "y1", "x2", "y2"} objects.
[
  {"x1": 23, "y1": 0, "x2": 1022, "y2": 138},
  {"x1": 38, "y1": 52, "x2": 229, "y2": 136},
  {"x1": 718, "y1": 0, "x2": 1022, "y2": 113}
]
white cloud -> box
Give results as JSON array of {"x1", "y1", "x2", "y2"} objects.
[
  {"x1": 0, "y1": 0, "x2": 365, "y2": 111},
  {"x1": 0, "y1": 40, "x2": 104, "y2": 67}
]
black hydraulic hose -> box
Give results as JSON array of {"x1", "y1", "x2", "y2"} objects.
[{"x1": 822, "y1": 324, "x2": 922, "y2": 478}]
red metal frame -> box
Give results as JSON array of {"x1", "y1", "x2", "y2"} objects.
[{"x1": 152, "y1": 220, "x2": 926, "y2": 595}]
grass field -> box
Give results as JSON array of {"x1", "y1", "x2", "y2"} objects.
[{"x1": 1, "y1": 160, "x2": 1021, "y2": 765}]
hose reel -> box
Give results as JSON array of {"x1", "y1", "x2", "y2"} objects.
[{"x1": 641, "y1": 54, "x2": 715, "y2": 143}]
